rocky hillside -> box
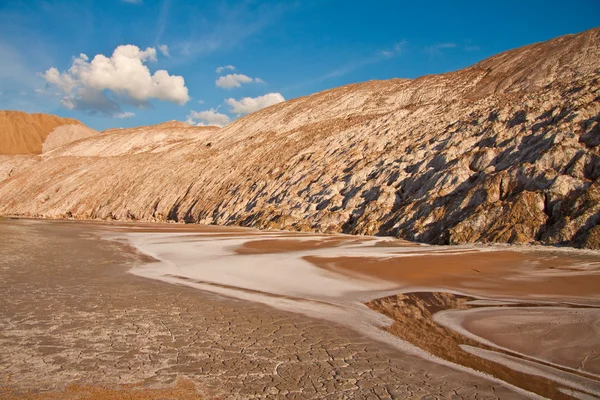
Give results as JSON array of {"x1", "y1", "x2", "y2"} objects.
[
  {"x1": 0, "y1": 28, "x2": 599, "y2": 248},
  {"x1": 0, "y1": 111, "x2": 84, "y2": 154}
]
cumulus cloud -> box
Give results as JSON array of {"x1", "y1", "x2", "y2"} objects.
[
  {"x1": 215, "y1": 65, "x2": 235, "y2": 74},
  {"x1": 216, "y1": 73, "x2": 251, "y2": 89},
  {"x1": 60, "y1": 88, "x2": 123, "y2": 117},
  {"x1": 215, "y1": 73, "x2": 264, "y2": 89},
  {"x1": 225, "y1": 92, "x2": 284, "y2": 115},
  {"x1": 158, "y1": 44, "x2": 170, "y2": 57},
  {"x1": 41, "y1": 44, "x2": 189, "y2": 117},
  {"x1": 186, "y1": 108, "x2": 231, "y2": 127}
]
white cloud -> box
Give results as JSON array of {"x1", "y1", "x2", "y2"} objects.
[
  {"x1": 41, "y1": 44, "x2": 189, "y2": 117},
  {"x1": 197, "y1": 99, "x2": 205, "y2": 104},
  {"x1": 116, "y1": 111, "x2": 135, "y2": 119},
  {"x1": 157, "y1": 44, "x2": 170, "y2": 57},
  {"x1": 216, "y1": 73, "x2": 252, "y2": 89},
  {"x1": 122, "y1": 0, "x2": 142, "y2": 3},
  {"x1": 215, "y1": 73, "x2": 264, "y2": 89},
  {"x1": 225, "y1": 93, "x2": 284, "y2": 115},
  {"x1": 216, "y1": 65, "x2": 235, "y2": 74},
  {"x1": 186, "y1": 108, "x2": 231, "y2": 127}
]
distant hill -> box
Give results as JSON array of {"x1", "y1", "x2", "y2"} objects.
[
  {"x1": 0, "y1": 111, "x2": 88, "y2": 155},
  {"x1": 0, "y1": 28, "x2": 599, "y2": 248}
]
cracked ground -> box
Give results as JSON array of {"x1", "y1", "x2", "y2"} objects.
[{"x1": 0, "y1": 219, "x2": 525, "y2": 399}]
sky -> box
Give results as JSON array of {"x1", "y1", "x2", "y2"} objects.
[{"x1": 0, "y1": 0, "x2": 598, "y2": 131}]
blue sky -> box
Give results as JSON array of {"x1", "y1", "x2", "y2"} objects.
[{"x1": 0, "y1": 0, "x2": 598, "y2": 131}]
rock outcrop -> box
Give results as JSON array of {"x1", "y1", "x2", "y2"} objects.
[
  {"x1": 0, "y1": 111, "x2": 83, "y2": 154},
  {"x1": 0, "y1": 28, "x2": 599, "y2": 248}
]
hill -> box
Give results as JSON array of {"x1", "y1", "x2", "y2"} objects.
[
  {"x1": 0, "y1": 111, "x2": 85, "y2": 154},
  {"x1": 0, "y1": 28, "x2": 599, "y2": 248}
]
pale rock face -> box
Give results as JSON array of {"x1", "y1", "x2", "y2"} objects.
[
  {"x1": 0, "y1": 155, "x2": 39, "y2": 182},
  {"x1": 42, "y1": 125, "x2": 100, "y2": 153},
  {"x1": 0, "y1": 28, "x2": 599, "y2": 248}
]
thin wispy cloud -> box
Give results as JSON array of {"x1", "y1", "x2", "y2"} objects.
[
  {"x1": 158, "y1": 44, "x2": 170, "y2": 57},
  {"x1": 154, "y1": 0, "x2": 171, "y2": 44},
  {"x1": 425, "y1": 42, "x2": 457, "y2": 56},
  {"x1": 379, "y1": 40, "x2": 407, "y2": 57},
  {"x1": 122, "y1": 0, "x2": 143, "y2": 4},
  {"x1": 216, "y1": 65, "x2": 235, "y2": 74},
  {"x1": 173, "y1": 2, "x2": 289, "y2": 60},
  {"x1": 0, "y1": 38, "x2": 57, "y2": 111},
  {"x1": 284, "y1": 44, "x2": 403, "y2": 93}
]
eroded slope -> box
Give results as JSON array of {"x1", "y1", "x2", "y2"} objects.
[{"x1": 0, "y1": 28, "x2": 599, "y2": 248}]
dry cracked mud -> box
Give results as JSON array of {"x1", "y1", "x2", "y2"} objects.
[{"x1": 0, "y1": 219, "x2": 526, "y2": 399}]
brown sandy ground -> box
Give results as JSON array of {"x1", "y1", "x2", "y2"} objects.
[
  {"x1": 0, "y1": 219, "x2": 524, "y2": 399},
  {"x1": 0, "y1": 378, "x2": 200, "y2": 399}
]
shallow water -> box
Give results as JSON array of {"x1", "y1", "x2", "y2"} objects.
[{"x1": 106, "y1": 221, "x2": 600, "y2": 398}]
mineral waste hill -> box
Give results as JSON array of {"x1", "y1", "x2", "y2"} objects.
[
  {"x1": 0, "y1": 28, "x2": 599, "y2": 248},
  {"x1": 0, "y1": 111, "x2": 86, "y2": 155},
  {"x1": 41, "y1": 124, "x2": 100, "y2": 154}
]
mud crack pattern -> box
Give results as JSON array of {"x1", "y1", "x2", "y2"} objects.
[{"x1": 0, "y1": 220, "x2": 524, "y2": 399}]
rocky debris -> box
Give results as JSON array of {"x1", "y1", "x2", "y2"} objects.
[
  {"x1": 42, "y1": 124, "x2": 100, "y2": 153},
  {"x1": 0, "y1": 28, "x2": 599, "y2": 248},
  {"x1": 0, "y1": 111, "x2": 83, "y2": 155}
]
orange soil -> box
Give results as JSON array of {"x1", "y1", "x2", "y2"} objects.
[
  {"x1": 306, "y1": 250, "x2": 600, "y2": 299},
  {"x1": 0, "y1": 111, "x2": 82, "y2": 155}
]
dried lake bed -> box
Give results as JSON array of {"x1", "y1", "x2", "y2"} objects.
[{"x1": 1, "y1": 218, "x2": 599, "y2": 399}]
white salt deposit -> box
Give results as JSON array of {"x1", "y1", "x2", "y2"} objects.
[{"x1": 101, "y1": 226, "x2": 593, "y2": 399}]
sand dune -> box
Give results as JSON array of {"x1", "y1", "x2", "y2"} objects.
[{"x1": 0, "y1": 111, "x2": 84, "y2": 155}]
